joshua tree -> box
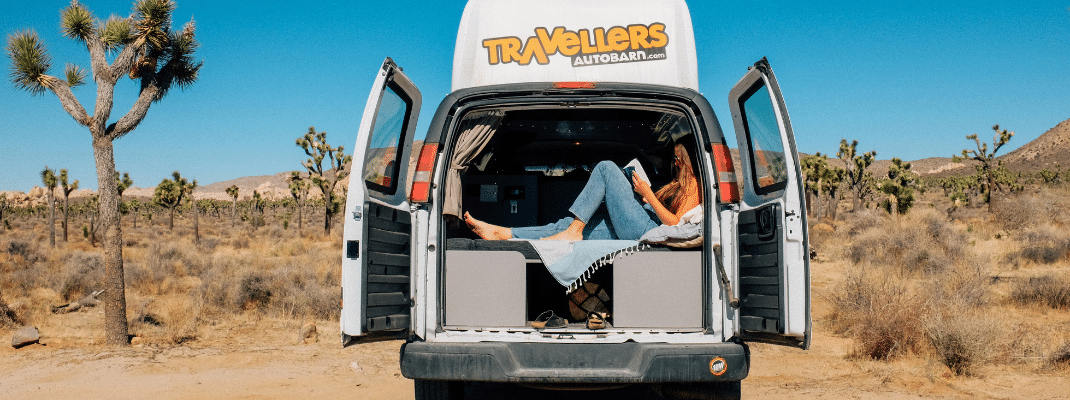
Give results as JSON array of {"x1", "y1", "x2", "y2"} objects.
[
  {"x1": 0, "y1": 193, "x2": 8, "y2": 230},
  {"x1": 225, "y1": 185, "x2": 239, "y2": 228},
  {"x1": 58, "y1": 169, "x2": 79, "y2": 242},
  {"x1": 153, "y1": 171, "x2": 188, "y2": 230},
  {"x1": 953, "y1": 124, "x2": 1016, "y2": 213},
  {"x1": 1037, "y1": 168, "x2": 1060, "y2": 186},
  {"x1": 41, "y1": 167, "x2": 58, "y2": 247},
  {"x1": 838, "y1": 139, "x2": 877, "y2": 212},
  {"x1": 115, "y1": 171, "x2": 133, "y2": 225},
  {"x1": 251, "y1": 190, "x2": 265, "y2": 229},
  {"x1": 82, "y1": 195, "x2": 103, "y2": 246},
  {"x1": 127, "y1": 198, "x2": 141, "y2": 229},
  {"x1": 801, "y1": 152, "x2": 846, "y2": 220},
  {"x1": 296, "y1": 127, "x2": 351, "y2": 234},
  {"x1": 287, "y1": 171, "x2": 309, "y2": 231},
  {"x1": 184, "y1": 178, "x2": 199, "y2": 241},
  {"x1": 6, "y1": 0, "x2": 203, "y2": 345},
  {"x1": 877, "y1": 158, "x2": 918, "y2": 217},
  {"x1": 939, "y1": 175, "x2": 978, "y2": 211}
]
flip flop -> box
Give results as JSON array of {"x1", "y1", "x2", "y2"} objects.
[
  {"x1": 586, "y1": 311, "x2": 607, "y2": 330},
  {"x1": 532, "y1": 310, "x2": 567, "y2": 329}
]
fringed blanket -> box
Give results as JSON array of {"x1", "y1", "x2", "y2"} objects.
[{"x1": 524, "y1": 240, "x2": 646, "y2": 293}]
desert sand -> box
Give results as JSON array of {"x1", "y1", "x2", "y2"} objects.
[{"x1": 4, "y1": 257, "x2": 1068, "y2": 400}]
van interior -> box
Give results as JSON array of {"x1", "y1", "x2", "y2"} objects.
[{"x1": 442, "y1": 105, "x2": 710, "y2": 332}]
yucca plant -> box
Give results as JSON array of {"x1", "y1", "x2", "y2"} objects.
[
  {"x1": 40, "y1": 167, "x2": 58, "y2": 248},
  {"x1": 6, "y1": 0, "x2": 203, "y2": 345},
  {"x1": 838, "y1": 139, "x2": 877, "y2": 213},
  {"x1": 184, "y1": 177, "x2": 199, "y2": 241},
  {"x1": 296, "y1": 127, "x2": 351, "y2": 235},
  {"x1": 153, "y1": 171, "x2": 189, "y2": 231},
  {"x1": 288, "y1": 171, "x2": 309, "y2": 232},
  {"x1": 225, "y1": 185, "x2": 239, "y2": 229},
  {"x1": 953, "y1": 125, "x2": 1017, "y2": 213},
  {"x1": 59, "y1": 169, "x2": 79, "y2": 242}
]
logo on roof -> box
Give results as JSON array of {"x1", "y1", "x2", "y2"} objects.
[{"x1": 482, "y1": 23, "x2": 669, "y2": 68}]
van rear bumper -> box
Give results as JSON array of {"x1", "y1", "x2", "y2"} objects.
[{"x1": 400, "y1": 341, "x2": 749, "y2": 383}]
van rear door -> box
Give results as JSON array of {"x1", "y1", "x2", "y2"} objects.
[
  {"x1": 727, "y1": 58, "x2": 811, "y2": 349},
  {"x1": 341, "y1": 58, "x2": 422, "y2": 343}
]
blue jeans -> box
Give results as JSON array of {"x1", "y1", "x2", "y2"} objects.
[{"x1": 512, "y1": 161, "x2": 660, "y2": 240}]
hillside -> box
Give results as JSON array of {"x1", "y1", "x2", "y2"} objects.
[{"x1": 1000, "y1": 118, "x2": 1070, "y2": 172}]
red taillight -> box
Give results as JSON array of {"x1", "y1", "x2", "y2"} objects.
[
  {"x1": 409, "y1": 143, "x2": 439, "y2": 203},
  {"x1": 711, "y1": 143, "x2": 740, "y2": 204},
  {"x1": 553, "y1": 81, "x2": 596, "y2": 89}
]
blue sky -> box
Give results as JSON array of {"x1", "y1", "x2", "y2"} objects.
[{"x1": 2, "y1": 1, "x2": 1068, "y2": 192}]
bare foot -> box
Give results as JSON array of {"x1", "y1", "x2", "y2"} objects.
[
  {"x1": 541, "y1": 219, "x2": 585, "y2": 241},
  {"x1": 541, "y1": 229, "x2": 583, "y2": 241},
  {"x1": 464, "y1": 212, "x2": 512, "y2": 240}
]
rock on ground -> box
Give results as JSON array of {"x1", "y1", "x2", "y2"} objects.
[{"x1": 11, "y1": 326, "x2": 40, "y2": 348}]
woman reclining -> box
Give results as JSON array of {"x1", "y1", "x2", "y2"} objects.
[{"x1": 465, "y1": 143, "x2": 701, "y2": 241}]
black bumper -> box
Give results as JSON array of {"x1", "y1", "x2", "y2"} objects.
[{"x1": 400, "y1": 341, "x2": 749, "y2": 383}]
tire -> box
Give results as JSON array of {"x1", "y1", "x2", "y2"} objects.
[
  {"x1": 414, "y1": 379, "x2": 464, "y2": 400},
  {"x1": 659, "y1": 381, "x2": 741, "y2": 400}
]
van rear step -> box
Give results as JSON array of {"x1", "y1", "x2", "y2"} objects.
[{"x1": 400, "y1": 341, "x2": 749, "y2": 383}]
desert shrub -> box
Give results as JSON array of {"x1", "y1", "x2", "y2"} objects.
[
  {"x1": 146, "y1": 242, "x2": 185, "y2": 275},
  {"x1": 1013, "y1": 226, "x2": 1070, "y2": 265},
  {"x1": 161, "y1": 297, "x2": 202, "y2": 344},
  {"x1": 238, "y1": 272, "x2": 273, "y2": 310},
  {"x1": 0, "y1": 291, "x2": 23, "y2": 328},
  {"x1": 125, "y1": 262, "x2": 168, "y2": 295},
  {"x1": 925, "y1": 310, "x2": 1001, "y2": 376},
  {"x1": 60, "y1": 251, "x2": 104, "y2": 301},
  {"x1": 845, "y1": 209, "x2": 884, "y2": 235},
  {"x1": 1051, "y1": 343, "x2": 1070, "y2": 369},
  {"x1": 826, "y1": 268, "x2": 925, "y2": 360},
  {"x1": 266, "y1": 264, "x2": 340, "y2": 319},
  {"x1": 231, "y1": 234, "x2": 250, "y2": 249},
  {"x1": 6, "y1": 240, "x2": 39, "y2": 263},
  {"x1": 845, "y1": 208, "x2": 967, "y2": 274},
  {"x1": 1011, "y1": 274, "x2": 1070, "y2": 309},
  {"x1": 994, "y1": 193, "x2": 1061, "y2": 232},
  {"x1": 196, "y1": 237, "x2": 220, "y2": 253}
]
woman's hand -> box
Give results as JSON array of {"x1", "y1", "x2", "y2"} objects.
[{"x1": 631, "y1": 171, "x2": 654, "y2": 202}]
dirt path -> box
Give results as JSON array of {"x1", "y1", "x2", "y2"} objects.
[
  {"x1": 5, "y1": 321, "x2": 1067, "y2": 399},
  {"x1": 3, "y1": 259, "x2": 1068, "y2": 399}
]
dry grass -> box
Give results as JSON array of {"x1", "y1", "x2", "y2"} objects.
[
  {"x1": 924, "y1": 308, "x2": 1001, "y2": 376},
  {"x1": 844, "y1": 208, "x2": 970, "y2": 275},
  {"x1": 818, "y1": 203, "x2": 1047, "y2": 376},
  {"x1": 0, "y1": 207, "x2": 342, "y2": 345},
  {"x1": 826, "y1": 266, "x2": 925, "y2": 360},
  {"x1": 1011, "y1": 274, "x2": 1070, "y2": 309}
]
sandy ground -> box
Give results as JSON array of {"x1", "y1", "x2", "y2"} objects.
[{"x1": 3, "y1": 260, "x2": 1069, "y2": 399}]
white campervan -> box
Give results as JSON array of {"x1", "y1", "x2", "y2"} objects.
[{"x1": 342, "y1": 1, "x2": 810, "y2": 398}]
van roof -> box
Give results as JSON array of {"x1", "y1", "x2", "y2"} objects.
[{"x1": 452, "y1": 0, "x2": 698, "y2": 92}]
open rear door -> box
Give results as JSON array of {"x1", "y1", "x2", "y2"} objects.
[
  {"x1": 342, "y1": 58, "x2": 422, "y2": 344},
  {"x1": 727, "y1": 58, "x2": 810, "y2": 349}
]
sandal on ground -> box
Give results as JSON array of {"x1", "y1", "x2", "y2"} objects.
[
  {"x1": 532, "y1": 310, "x2": 567, "y2": 329},
  {"x1": 586, "y1": 311, "x2": 607, "y2": 330}
]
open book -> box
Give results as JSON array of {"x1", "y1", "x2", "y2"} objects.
[{"x1": 622, "y1": 159, "x2": 651, "y2": 187}]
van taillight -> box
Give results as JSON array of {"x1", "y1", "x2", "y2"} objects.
[
  {"x1": 711, "y1": 143, "x2": 740, "y2": 204},
  {"x1": 553, "y1": 81, "x2": 596, "y2": 89},
  {"x1": 409, "y1": 143, "x2": 439, "y2": 203}
]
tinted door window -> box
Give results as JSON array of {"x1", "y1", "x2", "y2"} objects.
[
  {"x1": 363, "y1": 84, "x2": 413, "y2": 194},
  {"x1": 739, "y1": 84, "x2": 788, "y2": 195}
]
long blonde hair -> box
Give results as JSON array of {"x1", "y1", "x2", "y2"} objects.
[{"x1": 655, "y1": 143, "x2": 701, "y2": 213}]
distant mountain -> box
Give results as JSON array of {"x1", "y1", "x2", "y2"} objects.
[{"x1": 1000, "y1": 118, "x2": 1070, "y2": 172}]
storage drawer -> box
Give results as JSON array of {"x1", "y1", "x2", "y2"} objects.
[
  {"x1": 613, "y1": 252, "x2": 703, "y2": 328},
  {"x1": 444, "y1": 250, "x2": 527, "y2": 327}
]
